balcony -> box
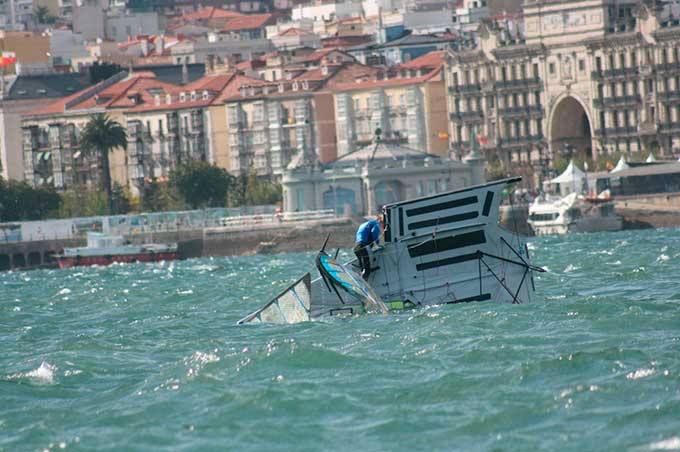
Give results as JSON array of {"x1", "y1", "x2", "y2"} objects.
[
  {"x1": 595, "y1": 126, "x2": 638, "y2": 137},
  {"x1": 449, "y1": 83, "x2": 481, "y2": 94},
  {"x1": 638, "y1": 121, "x2": 657, "y2": 135},
  {"x1": 593, "y1": 95, "x2": 641, "y2": 108},
  {"x1": 495, "y1": 78, "x2": 542, "y2": 91},
  {"x1": 654, "y1": 62, "x2": 680, "y2": 74},
  {"x1": 449, "y1": 110, "x2": 484, "y2": 123},
  {"x1": 659, "y1": 122, "x2": 680, "y2": 133},
  {"x1": 659, "y1": 91, "x2": 680, "y2": 102},
  {"x1": 591, "y1": 67, "x2": 639, "y2": 80},
  {"x1": 499, "y1": 134, "x2": 543, "y2": 146},
  {"x1": 498, "y1": 105, "x2": 544, "y2": 117}
]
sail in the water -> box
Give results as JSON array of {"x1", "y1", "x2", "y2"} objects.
[
  {"x1": 237, "y1": 273, "x2": 312, "y2": 325},
  {"x1": 316, "y1": 254, "x2": 389, "y2": 314}
]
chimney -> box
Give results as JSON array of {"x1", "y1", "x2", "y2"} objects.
[
  {"x1": 158, "y1": 34, "x2": 165, "y2": 54},
  {"x1": 140, "y1": 38, "x2": 150, "y2": 57},
  {"x1": 206, "y1": 54, "x2": 216, "y2": 74},
  {"x1": 181, "y1": 59, "x2": 189, "y2": 85}
]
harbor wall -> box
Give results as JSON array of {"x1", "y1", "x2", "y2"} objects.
[{"x1": 0, "y1": 218, "x2": 357, "y2": 271}]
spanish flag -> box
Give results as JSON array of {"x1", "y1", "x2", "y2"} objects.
[{"x1": 0, "y1": 52, "x2": 17, "y2": 67}]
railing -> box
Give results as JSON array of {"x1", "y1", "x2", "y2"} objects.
[
  {"x1": 593, "y1": 95, "x2": 641, "y2": 108},
  {"x1": 218, "y1": 209, "x2": 337, "y2": 228},
  {"x1": 495, "y1": 78, "x2": 542, "y2": 90}
]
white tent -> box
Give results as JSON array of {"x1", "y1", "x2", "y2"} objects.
[
  {"x1": 548, "y1": 160, "x2": 586, "y2": 196},
  {"x1": 645, "y1": 153, "x2": 657, "y2": 163},
  {"x1": 610, "y1": 156, "x2": 629, "y2": 173}
]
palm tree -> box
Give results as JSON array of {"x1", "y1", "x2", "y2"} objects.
[
  {"x1": 35, "y1": 5, "x2": 51, "y2": 24},
  {"x1": 79, "y1": 114, "x2": 128, "y2": 214}
]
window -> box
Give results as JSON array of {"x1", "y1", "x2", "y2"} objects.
[
  {"x1": 595, "y1": 56, "x2": 602, "y2": 71},
  {"x1": 549, "y1": 63, "x2": 555, "y2": 74},
  {"x1": 598, "y1": 83, "x2": 604, "y2": 98},
  {"x1": 619, "y1": 53, "x2": 626, "y2": 68},
  {"x1": 533, "y1": 63, "x2": 539, "y2": 78},
  {"x1": 578, "y1": 59, "x2": 585, "y2": 71},
  {"x1": 534, "y1": 91, "x2": 541, "y2": 105}
]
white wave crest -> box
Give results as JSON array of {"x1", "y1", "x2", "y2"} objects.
[
  {"x1": 26, "y1": 362, "x2": 57, "y2": 384},
  {"x1": 626, "y1": 368, "x2": 655, "y2": 380}
]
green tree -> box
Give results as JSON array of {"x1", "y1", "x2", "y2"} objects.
[
  {"x1": 245, "y1": 167, "x2": 282, "y2": 205},
  {"x1": 34, "y1": 5, "x2": 53, "y2": 24},
  {"x1": 170, "y1": 161, "x2": 234, "y2": 209},
  {"x1": 140, "y1": 178, "x2": 181, "y2": 212},
  {"x1": 57, "y1": 189, "x2": 108, "y2": 218},
  {"x1": 79, "y1": 114, "x2": 128, "y2": 215},
  {"x1": 110, "y1": 183, "x2": 132, "y2": 215},
  {"x1": 0, "y1": 177, "x2": 61, "y2": 221}
]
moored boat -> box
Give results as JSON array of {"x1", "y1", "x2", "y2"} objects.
[
  {"x1": 528, "y1": 192, "x2": 622, "y2": 236},
  {"x1": 56, "y1": 232, "x2": 181, "y2": 269}
]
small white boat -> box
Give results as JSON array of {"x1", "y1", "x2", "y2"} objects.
[
  {"x1": 238, "y1": 177, "x2": 544, "y2": 325},
  {"x1": 528, "y1": 192, "x2": 623, "y2": 236}
]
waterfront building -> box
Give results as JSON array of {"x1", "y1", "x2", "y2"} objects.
[
  {"x1": 219, "y1": 61, "x2": 379, "y2": 177},
  {"x1": 332, "y1": 50, "x2": 449, "y2": 158},
  {"x1": 445, "y1": 0, "x2": 680, "y2": 172},
  {"x1": 0, "y1": 71, "x2": 93, "y2": 181},
  {"x1": 281, "y1": 139, "x2": 485, "y2": 215},
  {"x1": 20, "y1": 71, "x2": 181, "y2": 191}
]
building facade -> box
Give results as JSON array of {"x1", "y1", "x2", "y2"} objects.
[
  {"x1": 445, "y1": 0, "x2": 680, "y2": 174},
  {"x1": 333, "y1": 52, "x2": 449, "y2": 158}
]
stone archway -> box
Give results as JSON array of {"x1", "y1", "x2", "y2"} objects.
[{"x1": 549, "y1": 96, "x2": 593, "y2": 161}]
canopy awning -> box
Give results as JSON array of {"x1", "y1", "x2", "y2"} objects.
[{"x1": 550, "y1": 159, "x2": 585, "y2": 184}]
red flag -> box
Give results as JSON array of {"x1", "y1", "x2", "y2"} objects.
[
  {"x1": 0, "y1": 51, "x2": 17, "y2": 67},
  {"x1": 477, "y1": 135, "x2": 489, "y2": 145}
]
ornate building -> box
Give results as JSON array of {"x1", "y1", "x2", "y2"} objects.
[{"x1": 445, "y1": 0, "x2": 680, "y2": 172}]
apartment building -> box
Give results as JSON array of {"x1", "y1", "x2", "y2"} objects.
[
  {"x1": 445, "y1": 0, "x2": 680, "y2": 169},
  {"x1": 221, "y1": 61, "x2": 379, "y2": 177},
  {"x1": 21, "y1": 72, "x2": 182, "y2": 192},
  {"x1": 333, "y1": 50, "x2": 449, "y2": 158}
]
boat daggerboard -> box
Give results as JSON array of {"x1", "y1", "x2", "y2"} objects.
[
  {"x1": 237, "y1": 273, "x2": 312, "y2": 325},
  {"x1": 316, "y1": 253, "x2": 389, "y2": 314}
]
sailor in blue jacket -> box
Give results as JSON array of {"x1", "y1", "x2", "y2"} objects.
[{"x1": 353, "y1": 215, "x2": 383, "y2": 278}]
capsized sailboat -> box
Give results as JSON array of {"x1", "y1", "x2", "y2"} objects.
[{"x1": 237, "y1": 177, "x2": 544, "y2": 325}]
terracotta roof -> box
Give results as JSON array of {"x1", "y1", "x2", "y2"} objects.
[
  {"x1": 396, "y1": 50, "x2": 446, "y2": 70},
  {"x1": 321, "y1": 35, "x2": 373, "y2": 48},
  {"x1": 183, "y1": 73, "x2": 236, "y2": 92},
  {"x1": 235, "y1": 59, "x2": 265, "y2": 70},
  {"x1": 26, "y1": 72, "x2": 181, "y2": 117},
  {"x1": 332, "y1": 66, "x2": 443, "y2": 91},
  {"x1": 213, "y1": 74, "x2": 267, "y2": 103},
  {"x1": 278, "y1": 27, "x2": 312, "y2": 36},
  {"x1": 179, "y1": 7, "x2": 243, "y2": 21},
  {"x1": 220, "y1": 13, "x2": 277, "y2": 32},
  {"x1": 295, "y1": 47, "x2": 351, "y2": 64}
]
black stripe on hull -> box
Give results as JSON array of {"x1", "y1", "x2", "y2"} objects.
[
  {"x1": 415, "y1": 251, "x2": 481, "y2": 271},
  {"x1": 445, "y1": 293, "x2": 492, "y2": 304},
  {"x1": 405, "y1": 196, "x2": 478, "y2": 217},
  {"x1": 482, "y1": 191, "x2": 494, "y2": 217},
  {"x1": 408, "y1": 211, "x2": 478, "y2": 230},
  {"x1": 408, "y1": 230, "x2": 486, "y2": 258}
]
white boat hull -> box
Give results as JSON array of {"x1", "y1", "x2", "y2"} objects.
[{"x1": 239, "y1": 178, "x2": 542, "y2": 324}]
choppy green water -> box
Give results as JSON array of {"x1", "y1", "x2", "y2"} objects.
[{"x1": 2, "y1": 229, "x2": 680, "y2": 452}]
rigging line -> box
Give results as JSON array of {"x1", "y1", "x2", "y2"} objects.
[
  {"x1": 479, "y1": 250, "x2": 545, "y2": 273},
  {"x1": 479, "y1": 256, "x2": 523, "y2": 304},
  {"x1": 512, "y1": 267, "x2": 529, "y2": 305},
  {"x1": 500, "y1": 235, "x2": 530, "y2": 268}
]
